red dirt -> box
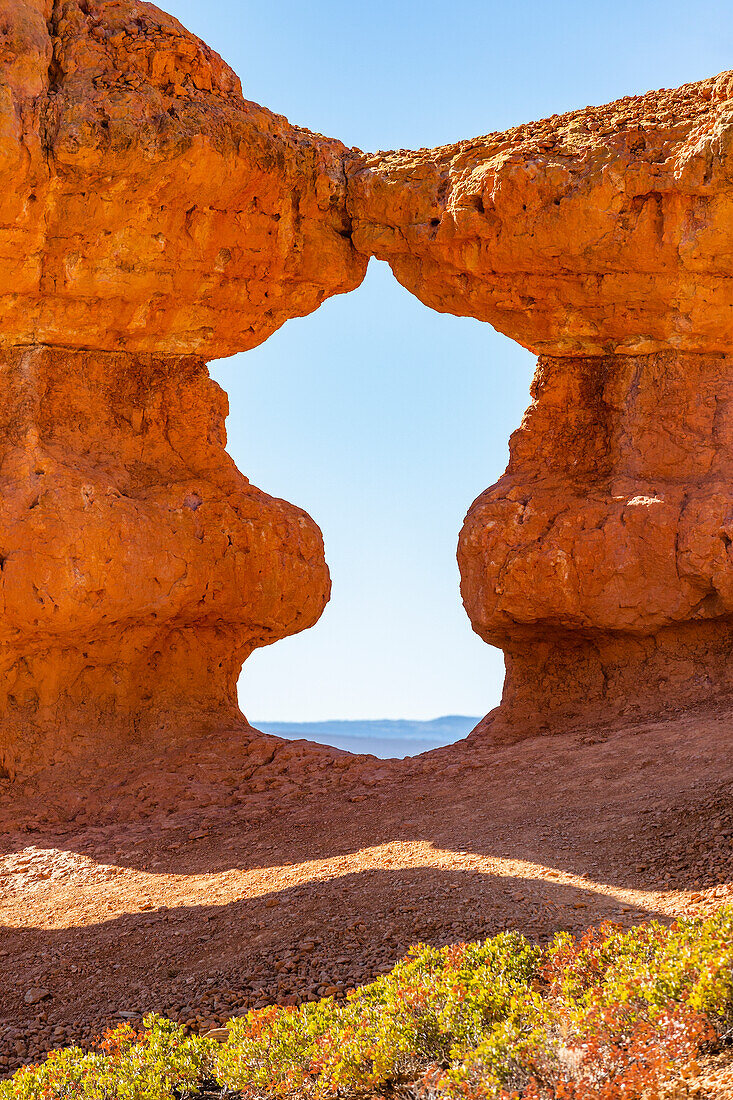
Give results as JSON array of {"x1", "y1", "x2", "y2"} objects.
[{"x1": 1, "y1": 706, "x2": 732, "y2": 1078}]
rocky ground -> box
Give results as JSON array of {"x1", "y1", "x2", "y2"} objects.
[{"x1": 1, "y1": 703, "x2": 733, "y2": 1090}]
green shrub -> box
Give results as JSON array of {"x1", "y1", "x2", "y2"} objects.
[
  {"x1": 3, "y1": 911, "x2": 733, "y2": 1099},
  {"x1": 213, "y1": 932, "x2": 541, "y2": 1095},
  {"x1": 445, "y1": 913, "x2": 733, "y2": 1099},
  {"x1": 3, "y1": 1019, "x2": 216, "y2": 1100}
]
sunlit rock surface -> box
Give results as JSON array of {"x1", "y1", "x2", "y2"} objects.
[
  {"x1": 0, "y1": 0, "x2": 366, "y2": 357},
  {"x1": 4, "y1": 0, "x2": 733, "y2": 762},
  {"x1": 347, "y1": 75, "x2": 733, "y2": 732}
]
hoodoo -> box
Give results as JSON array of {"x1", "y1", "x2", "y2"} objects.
[
  {"x1": 4, "y1": 0, "x2": 733, "y2": 765},
  {"x1": 348, "y1": 75, "x2": 733, "y2": 734},
  {"x1": 0, "y1": 0, "x2": 365, "y2": 770}
]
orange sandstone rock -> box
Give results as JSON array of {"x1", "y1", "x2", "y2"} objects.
[
  {"x1": 348, "y1": 74, "x2": 733, "y2": 356},
  {"x1": 6, "y1": 0, "x2": 733, "y2": 760},
  {"x1": 460, "y1": 352, "x2": 733, "y2": 639},
  {"x1": 0, "y1": 347, "x2": 330, "y2": 771},
  {"x1": 459, "y1": 352, "x2": 733, "y2": 732},
  {"x1": 347, "y1": 77, "x2": 733, "y2": 732},
  {"x1": 0, "y1": 0, "x2": 363, "y2": 768},
  {"x1": 1, "y1": 0, "x2": 366, "y2": 356}
]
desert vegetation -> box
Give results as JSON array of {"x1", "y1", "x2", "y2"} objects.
[{"x1": 4, "y1": 911, "x2": 732, "y2": 1099}]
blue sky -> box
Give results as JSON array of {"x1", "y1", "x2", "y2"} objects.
[{"x1": 164, "y1": 0, "x2": 733, "y2": 722}]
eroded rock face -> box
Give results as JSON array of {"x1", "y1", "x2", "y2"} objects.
[
  {"x1": 6, "y1": 0, "x2": 733, "y2": 760},
  {"x1": 1, "y1": 0, "x2": 366, "y2": 356},
  {"x1": 347, "y1": 76, "x2": 733, "y2": 733},
  {"x1": 459, "y1": 352, "x2": 733, "y2": 731},
  {"x1": 348, "y1": 73, "x2": 733, "y2": 356},
  {"x1": 460, "y1": 352, "x2": 733, "y2": 638},
  {"x1": 0, "y1": 347, "x2": 329, "y2": 770},
  {"x1": 0, "y1": 0, "x2": 362, "y2": 769}
]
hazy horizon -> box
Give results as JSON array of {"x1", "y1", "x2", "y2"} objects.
[
  {"x1": 250, "y1": 714, "x2": 481, "y2": 729},
  {"x1": 252, "y1": 714, "x2": 482, "y2": 758}
]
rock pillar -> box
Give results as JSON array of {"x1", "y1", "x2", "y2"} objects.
[
  {"x1": 459, "y1": 351, "x2": 733, "y2": 733},
  {"x1": 0, "y1": 347, "x2": 330, "y2": 770}
]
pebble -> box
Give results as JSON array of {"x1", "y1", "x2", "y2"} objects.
[{"x1": 23, "y1": 989, "x2": 50, "y2": 1006}]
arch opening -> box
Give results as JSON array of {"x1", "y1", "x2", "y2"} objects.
[{"x1": 210, "y1": 261, "x2": 535, "y2": 756}]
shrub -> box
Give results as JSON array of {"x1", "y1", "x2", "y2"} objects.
[
  {"x1": 444, "y1": 913, "x2": 733, "y2": 1098},
  {"x1": 3, "y1": 911, "x2": 733, "y2": 1100},
  {"x1": 3, "y1": 1018, "x2": 215, "y2": 1100},
  {"x1": 213, "y1": 932, "x2": 540, "y2": 1096}
]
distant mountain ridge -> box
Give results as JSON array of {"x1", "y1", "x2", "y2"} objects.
[
  {"x1": 251, "y1": 715, "x2": 480, "y2": 759},
  {"x1": 254, "y1": 715, "x2": 479, "y2": 738}
]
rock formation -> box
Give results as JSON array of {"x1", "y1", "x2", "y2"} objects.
[
  {"x1": 348, "y1": 74, "x2": 733, "y2": 733},
  {"x1": 0, "y1": 0, "x2": 365, "y2": 771},
  {"x1": 4, "y1": 0, "x2": 365, "y2": 355},
  {"x1": 0, "y1": 346, "x2": 330, "y2": 771},
  {"x1": 347, "y1": 73, "x2": 733, "y2": 356},
  {"x1": 5, "y1": 0, "x2": 733, "y2": 765},
  {"x1": 459, "y1": 351, "x2": 733, "y2": 733}
]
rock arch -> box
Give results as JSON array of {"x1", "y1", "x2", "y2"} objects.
[{"x1": 2, "y1": 0, "x2": 733, "y2": 768}]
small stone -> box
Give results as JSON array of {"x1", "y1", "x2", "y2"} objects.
[
  {"x1": 203, "y1": 1027, "x2": 230, "y2": 1042},
  {"x1": 24, "y1": 988, "x2": 50, "y2": 1005}
]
